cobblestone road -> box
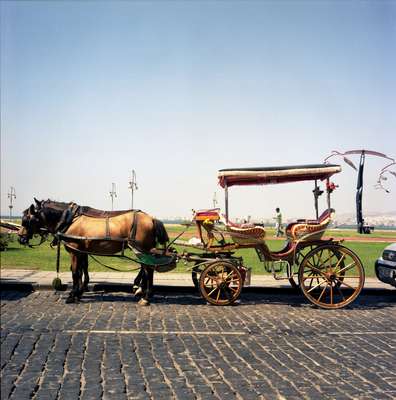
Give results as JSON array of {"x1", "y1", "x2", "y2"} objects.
[{"x1": 1, "y1": 289, "x2": 395, "y2": 400}]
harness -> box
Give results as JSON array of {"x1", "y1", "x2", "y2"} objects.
[{"x1": 51, "y1": 203, "x2": 142, "y2": 247}]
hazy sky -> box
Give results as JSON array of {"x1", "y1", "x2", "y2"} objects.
[{"x1": 1, "y1": 0, "x2": 395, "y2": 220}]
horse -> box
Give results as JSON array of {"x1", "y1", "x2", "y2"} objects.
[{"x1": 18, "y1": 198, "x2": 169, "y2": 305}]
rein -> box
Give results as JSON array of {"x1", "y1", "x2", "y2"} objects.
[
  {"x1": 59, "y1": 240, "x2": 143, "y2": 272},
  {"x1": 28, "y1": 230, "x2": 50, "y2": 248},
  {"x1": 88, "y1": 254, "x2": 141, "y2": 273}
]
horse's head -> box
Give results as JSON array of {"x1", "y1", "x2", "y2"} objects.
[{"x1": 18, "y1": 198, "x2": 45, "y2": 245}]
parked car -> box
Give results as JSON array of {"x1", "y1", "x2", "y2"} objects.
[{"x1": 375, "y1": 243, "x2": 396, "y2": 287}]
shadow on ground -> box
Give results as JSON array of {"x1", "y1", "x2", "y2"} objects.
[{"x1": 47, "y1": 288, "x2": 396, "y2": 310}]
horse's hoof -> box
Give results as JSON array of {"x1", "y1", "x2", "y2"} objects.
[
  {"x1": 65, "y1": 297, "x2": 75, "y2": 304},
  {"x1": 134, "y1": 287, "x2": 143, "y2": 297},
  {"x1": 138, "y1": 298, "x2": 150, "y2": 306}
]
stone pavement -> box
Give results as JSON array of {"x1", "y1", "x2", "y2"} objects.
[
  {"x1": 0, "y1": 268, "x2": 392, "y2": 292},
  {"x1": 1, "y1": 289, "x2": 395, "y2": 400}
]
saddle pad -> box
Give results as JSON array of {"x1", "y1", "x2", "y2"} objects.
[{"x1": 79, "y1": 206, "x2": 136, "y2": 218}]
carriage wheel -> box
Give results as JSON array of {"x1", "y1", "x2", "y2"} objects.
[
  {"x1": 199, "y1": 261, "x2": 243, "y2": 306},
  {"x1": 298, "y1": 244, "x2": 365, "y2": 309}
]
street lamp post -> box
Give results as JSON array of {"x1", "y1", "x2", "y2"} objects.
[
  {"x1": 109, "y1": 183, "x2": 117, "y2": 211},
  {"x1": 128, "y1": 170, "x2": 138, "y2": 209},
  {"x1": 324, "y1": 149, "x2": 395, "y2": 234},
  {"x1": 7, "y1": 187, "x2": 16, "y2": 220},
  {"x1": 213, "y1": 192, "x2": 218, "y2": 209}
]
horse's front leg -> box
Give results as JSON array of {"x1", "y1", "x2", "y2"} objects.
[
  {"x1": 138, "y1": 266, "x2": 153, "y2": 306},
  {"x1": 133, "y1": 268, "x2": 144, "y2": 295},
  {"x1": 66, "y1": 254, "x2": 83, "y2": 303}
]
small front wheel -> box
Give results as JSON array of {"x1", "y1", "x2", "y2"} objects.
[
  {"x1": 298, "y1": 244, "x2": 365, "y2": 309},
  {"x1": 199, "y1": 261, "x2": 243, "y2": 306}
]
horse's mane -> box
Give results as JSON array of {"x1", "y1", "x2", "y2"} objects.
[
  {"x1": 41, "y1": 199, "x2": 73, "y2": 224},
  {"x1": 43, "y1": 199, "x2": 71, "y2": 209}
]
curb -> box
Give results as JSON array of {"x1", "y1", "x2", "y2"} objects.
[{"x1": 1, "y1": 280, "x2": 394, "y2": 297}]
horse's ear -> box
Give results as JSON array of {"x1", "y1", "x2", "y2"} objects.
[
  {"x1": 29, "y1": 204, "x2": 36, "y2": 215},
  {"x1": 34, "y1": 198, "x2": 41, "y2": 207}
]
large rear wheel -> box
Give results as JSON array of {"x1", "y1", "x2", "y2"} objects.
[
  {"x1": 298, "y1": 244, "x2": 365, "y2": 309},
  {"x1": 199, "y1": 261, "x2": 243, "y2": 306}
]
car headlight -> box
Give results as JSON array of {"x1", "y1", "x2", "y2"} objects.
[{"x1": 383, "y1": 250, "x2": 396, "y2": 262}]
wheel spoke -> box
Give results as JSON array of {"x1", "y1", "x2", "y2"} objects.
[
  {"x1": 334, "y1": 253, "x2": 346, "y2": 271},
  {"x1": 335, "y1": 284, "x2": 346, "y2": 302},
  {"x1": 205, "y1": 277, "x2": 214, "y2": 285},
  {"x1": 307, "y1": 279, "x2": 328, "y2": 293},
  {"x1": 207, "y1": 286, "x2": 218, "y2": 296},
  {"x1": 317, "y1": 285, "x2": 327, "y2": 302},
  {"x1": 337, "y1": 261, "x2": 357, "y2": 275},
  {"x1": 336, "y1": 279, "x2": 357, "y2": 290},
  {"x1": 302, "y1": 275, "x2": 322, "y2": 280},
  {"x1": 225, "y1": 271, "x2": 234, "y2": 280},
  {"x1": 221, "y1": 286, "x2": 233, "y2": 301},
  {"x1": 216, "y1": 287, "x2": 221, "y2": 302},
  {"x1": 304, "y1": 265, "x2": 327, "y2": 277}
]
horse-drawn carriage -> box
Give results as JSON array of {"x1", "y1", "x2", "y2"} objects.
[
  {"x1": 18, "y1": 163, "x2": 365, "y2": 309},
  {"x1": 177, "y1": 163, "x2": 365, "y2": 309}
]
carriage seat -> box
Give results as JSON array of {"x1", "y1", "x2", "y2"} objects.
[
  {"x1": 224, "y1": 217, "x2": 266, "y2": 245},
  {"x1": 286, "y1": 208, "x2": 334, "y2": 242},
  {"x1": 193, "y1": 208, "x2": 221, "y2": 222}
]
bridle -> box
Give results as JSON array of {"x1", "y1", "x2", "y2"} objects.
[{"x1": 20, "y1": 206, "x2": 50, "y2": 247}]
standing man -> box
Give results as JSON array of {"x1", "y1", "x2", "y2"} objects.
[{"x1": 274, "y1": 207, "x2": 284, "y2": 237}]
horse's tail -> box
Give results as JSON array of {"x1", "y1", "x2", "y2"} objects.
[{"x1": 153, "y1": 219, "x2": 169, "y2": 245}]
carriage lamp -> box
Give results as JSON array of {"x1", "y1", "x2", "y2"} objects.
[
  {"x1": 326, "y1": 181, "x2": 338, "y2": 193},
  {"x1": 312, "y1": 186, "x2": 324, "y2": 197}
]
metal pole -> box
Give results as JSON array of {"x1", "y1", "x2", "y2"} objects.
[
  {"x1": 128, "y1": 170, "x2": 138, "y2": 209},
  {"x1": 213, "y1": 192, "x2": 218, "y2": 209},
  {"x1": 109, "y1": 183, "x2": 117, "y2": 211},
  {"x1": 224, "y1": 184, "x2": 229, "y2": 222},
  {"x1": 314, "y1": 180, "x2": 319, "y2": 220},
  {"x1": 326, "y1": 178, "x2": 331, "y2": 211},
  {"x1": 7, "y1": 187, "x2": 16, "y2": 220},
  {"x1": 356, "y1": 151, "x2": 365, "y2": 233}
]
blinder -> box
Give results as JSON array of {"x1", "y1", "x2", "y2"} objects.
[{"x1": 18, "y1": 203, "x2": 47, "y2": 246}]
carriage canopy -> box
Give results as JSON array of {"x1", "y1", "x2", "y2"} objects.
[{"x1": 218, "y1": 164, "x2": 341, "y2": 188}]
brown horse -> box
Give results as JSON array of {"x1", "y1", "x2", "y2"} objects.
[{"x1": 18, "y1": 199, "x2": 169, "y2": 304}]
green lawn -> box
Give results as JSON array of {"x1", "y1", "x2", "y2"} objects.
[{"x1": 0, "y1": 233, "x2": 392, "y2": 277}]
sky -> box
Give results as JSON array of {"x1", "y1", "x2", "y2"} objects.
[{"x1": 1, "y1": 0, "x2": 395, "y2": 221}]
